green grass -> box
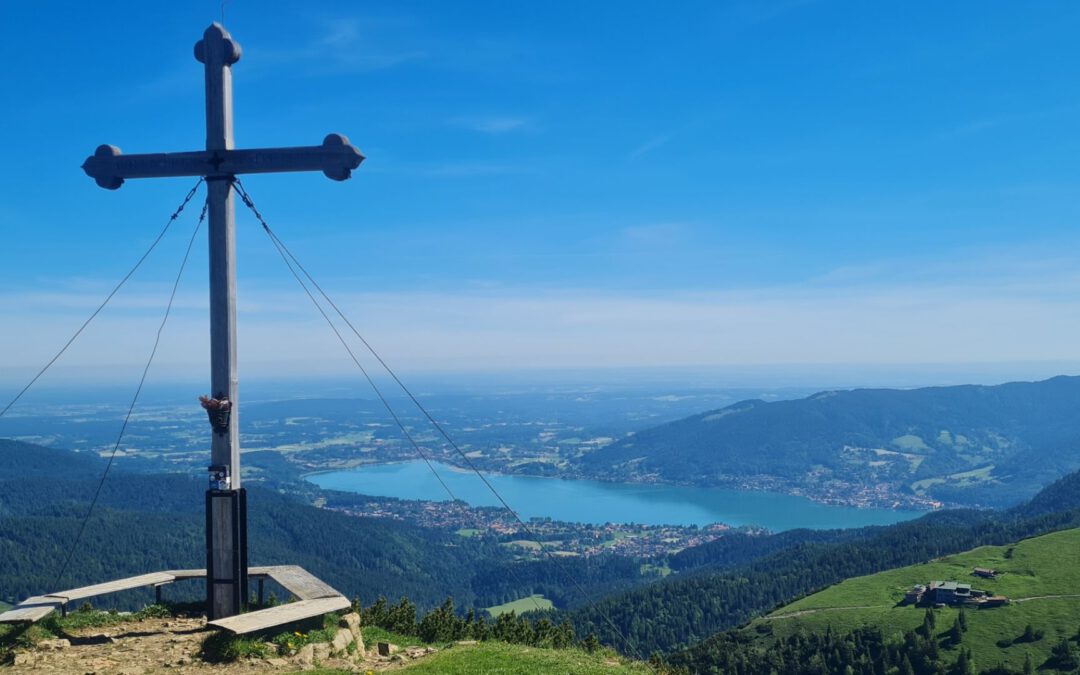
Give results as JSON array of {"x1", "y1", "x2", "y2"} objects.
[
  {"x1": 485, "y1": 594, "x2": 554, "y2": 617},
  {"x1": 892, "y1": 434, "x2": 930, "y2": 452},
  {"x1": 0, "y1": 602, "x2": 11, "y2": 613},
  {"x1": 501, "y1": 539, "x2": 543, "y2": 551},
  {"x1": 455, "y1": 528, "x2": 481, "y2": 537},
  {"x1": 203, "y1": 611, "x2": 341, "y2": 662},
  {"x1": 361, "y1": 626, "x2": 443, "y2": 650},
  {"x1": 914, "y1": 465, "x2": 996, "y2": 491},
  {"x1": 748, "y1": 527, "x2": 1080, "y2": 672},
  {"x1": 398, "y1": 641, "x2": 649, "y2": 674},
  {"x1": 640, "y1": 562, "x2": 673, "y2": 578}
]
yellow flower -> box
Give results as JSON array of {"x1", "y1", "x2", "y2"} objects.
[{"x1": 294, "y1": 631, "x2": 303, "y2": 636}]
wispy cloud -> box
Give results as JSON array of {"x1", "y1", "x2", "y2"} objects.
[
  {"x1": 247, "y1": 16, "x2": 427, "y2": 76},
  {"x1": 629, "y1": 132, "x2": 674, "y2": 159},
  {"x1": 619, "y1": 222, "x2": 691, "y2": 246},
  {"x1": 451, "y1": 115, "x2": 533, "y2": 134},
  {"x1": 937, "y1": 104, "x2": 1080, "y2": 141},
  {"x1": 366, "y1": 159, "x2": 529, "y2": 178}
]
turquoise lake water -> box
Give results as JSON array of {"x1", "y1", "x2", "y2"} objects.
[{"x1": 308, "y1": 460, "x2": 923, "y2": 531}]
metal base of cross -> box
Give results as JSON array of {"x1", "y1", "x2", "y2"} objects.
[{"x1": 206, "y1": 488, "x2": 248, "y2": 620}]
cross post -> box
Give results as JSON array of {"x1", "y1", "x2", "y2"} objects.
[{"x1": 82, "y1": 23, "x2": 364, "y2": 620}]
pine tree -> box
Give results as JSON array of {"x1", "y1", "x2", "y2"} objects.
[
  {"x1": 899, "y1": 654, "x2": 915, "y2": 675},
  {"x1": 387, "y1": 597, "x2": 417, "y2": 635},
  {"x1": 1021, "y1": 623, "x2": 1036, "y2": 643},
  {"x1": 582, "y1": 633, "x2": 601, "y2": 653},
  {"x1": 950, "y1": 647, "x2": 975, "y2": 675},
  {"x1": 554, "y1": 619, "x2": 576, "y2": 649},
  {"x1": 1050, "y1": 637, "x2": 1078, "y2": 670},
  {"x1": 947, "y1": 616, "x2": 964, "y2": 647},
  {"x1": 919, "y1": 608, "x2": 936, "y2": 637}
]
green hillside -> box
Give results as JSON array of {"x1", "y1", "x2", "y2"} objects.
[{"x1": 747, "y1": 528, "x2": 1080, "y2": 672}]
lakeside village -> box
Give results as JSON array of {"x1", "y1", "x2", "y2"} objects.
[
  {"x1": 322, "y1": 494, "x2": 738, "y2": 560},
  {"x1": 903, "y1": 567, "x2": 1010, "y2": 608}
]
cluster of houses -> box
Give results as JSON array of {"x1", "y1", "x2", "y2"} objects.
[{"x1": 903, "y1": 567, "x2": 1009, "y2": 608}]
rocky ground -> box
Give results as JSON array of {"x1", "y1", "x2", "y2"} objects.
[{"x1": 4, "y1": 613, "x2": 436, "y2": 674}]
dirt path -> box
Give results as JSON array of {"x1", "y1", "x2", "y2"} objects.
[
  {"x1": 5, "y1": 616, "x2": 404, "y2": 674},
  {"x1": 765, "y1": 605, "x2": 889, "y2": 620},
  {"x1": 1012, "y1": 594, "x2": 1080, "y2": 603},
  {"x1": 765, "y1": 594, "x2": 1080, "y2": 621}
]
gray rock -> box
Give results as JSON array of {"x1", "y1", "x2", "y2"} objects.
[
  {"x1": 296, "y1": 643, "x2": 315, "y2": 666},
  {"x1": 331, "y1": 627, "x2": 353, "y2": 655},
  {"x1": 312, "y1": 641, "x2": 332, "y2": 662},
  {"x1": 339, "y1": 612, "x2": 364, "y2": 654},
  {"x1": 339, "y1": 612, "x2": 361, "y2": 635},
  {"x1": 39, "y1": 638, "x2": 71, "y2": 650}
]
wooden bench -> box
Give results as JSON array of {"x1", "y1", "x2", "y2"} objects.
[
  {"x1": 208, "y1": 596, "x2": 351, "y2": 634},
  {"x1": 0, "y1": 565, "x2": 347, "y2": 632},
  {"x1": 0, "y1": 596, "x2": 66, "y2": 623},
  {"x1": 46, "y1": 572, "x2": 176, "y2": 604}
]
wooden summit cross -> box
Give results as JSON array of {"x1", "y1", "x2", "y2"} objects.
[{"x1": 82, "y1": 23, "x2": 364, "y2": 620}]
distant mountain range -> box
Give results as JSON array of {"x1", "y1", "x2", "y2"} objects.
[{"x1": 580, "y1": 375, "x2": 1080, "y2": 507}]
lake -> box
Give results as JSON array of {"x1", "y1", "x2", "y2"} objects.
[{"x1": 308, "y1": 461, "x2": 923, "y2": 531}]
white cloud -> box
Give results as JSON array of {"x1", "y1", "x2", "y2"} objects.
[{"x1": 4, "y1": 257, "x2": 1080, "y2": 385}]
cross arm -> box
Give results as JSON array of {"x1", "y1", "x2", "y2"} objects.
[{"x1": 82, "y1": 133, "x2": 364, "y2": 189}]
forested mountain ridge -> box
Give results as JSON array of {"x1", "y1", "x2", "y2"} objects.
[{"x1": 580, "y1": 375, "x2": 1080, "y2": 507}]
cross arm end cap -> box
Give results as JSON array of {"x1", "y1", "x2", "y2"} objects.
[
  {"x1": 321, "y1": 133, "x2": 365, "y2": 181},
  {"x1": 82, "y1": 144, "x2": 124, "y2": 190},
  {"x1": 195, "y1": 23, "x2": 242, "y2": 65}
]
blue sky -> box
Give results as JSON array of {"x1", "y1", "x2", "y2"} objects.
[{"x1": 3, "y1": 1, "x2": 1080, "y2": 383}]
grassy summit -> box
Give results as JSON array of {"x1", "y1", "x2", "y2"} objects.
[
  {"x1": 397, "y1": 641, "x2": 649, "y2": 674},
  {"x1": 744, "y1": 528, "x2": 1080, "y2": 672}
]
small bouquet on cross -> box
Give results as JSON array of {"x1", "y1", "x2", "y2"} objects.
[{"x1": 199, "y1": 395, "x2": 232, "y2": 433}]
